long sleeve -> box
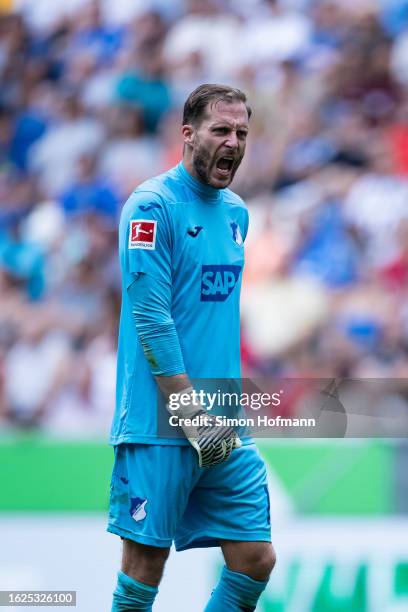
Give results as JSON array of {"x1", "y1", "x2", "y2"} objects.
[{"x1": 127, "y1": 272, "x2": 186, "y2": 376}]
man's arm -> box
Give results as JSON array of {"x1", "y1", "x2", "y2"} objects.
[
  {"x1": 154, "y1": 373, "x2": 191, "y2": 399},
  {"x1": 128, "y1": 273, "x2": 240, "y2": 467}
]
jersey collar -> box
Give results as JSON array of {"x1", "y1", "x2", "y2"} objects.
[{"x1": 178, "y1": 162, "x2": 222, "y2": 202}]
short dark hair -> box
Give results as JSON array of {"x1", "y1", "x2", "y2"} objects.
[{"x1": 182, "y1": 84, "x2": 252, "y2": 126}]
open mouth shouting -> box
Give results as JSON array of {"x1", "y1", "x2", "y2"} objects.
[{"x1": 215, "y1": 156, "x2": 235, "y2": 179}]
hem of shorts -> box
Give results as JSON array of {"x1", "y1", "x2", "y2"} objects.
[
  {"x1": 107, "y1": 524, "x2": 172, "y2": 548},
  {"x1": 175, "y1": 530, "x2": 271, "y2": 552},
  {"x1": 109, "y1": 435, "x2": 254, "y2": 446}
]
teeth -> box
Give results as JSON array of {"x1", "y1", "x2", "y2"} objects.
[{"x1": 216, "y1": 156, "x2": 234, "y2": 173}]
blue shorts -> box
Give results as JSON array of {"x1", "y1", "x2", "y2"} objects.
[{"x1": 107, "y1": 442, "x2": 271, "y2": 551}]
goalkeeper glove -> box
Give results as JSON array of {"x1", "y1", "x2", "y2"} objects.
[{"x1": 167, "y1": 387, "x2": 241, "y2": 468}]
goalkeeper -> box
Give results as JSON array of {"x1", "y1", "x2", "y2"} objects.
[{"x1": 108, "y1": 84, "x2": 275, "y2": 611}]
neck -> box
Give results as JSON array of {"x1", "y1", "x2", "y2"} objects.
[
  {"x1": 182, "y1": 154, "x2": 201, "y2": 183},
  {"x1": 178, "y1": 161, "x2": 221, "y2": 202}
]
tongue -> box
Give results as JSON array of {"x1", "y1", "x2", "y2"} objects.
[{"x1": 217, "y1": 158, "x2": 231, "y2": 170}]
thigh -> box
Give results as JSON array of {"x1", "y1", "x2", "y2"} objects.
[
  {"x1": 107, "y1": 443, "x2": 200, "y2": 548},
  {"x1": 174, "y1": 443, "x2": 271, "y2": 551}
]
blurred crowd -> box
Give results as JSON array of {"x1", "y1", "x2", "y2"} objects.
[{"x1": 1, "y1": 0, "x2": 408, "y2": 436}]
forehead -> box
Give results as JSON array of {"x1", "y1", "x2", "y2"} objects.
[{"x1": 202, "y1": 99, "x2": 249, "y2": 128}]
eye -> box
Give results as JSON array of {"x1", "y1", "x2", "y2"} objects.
[
  {"x1": 237, "y1": 131, "x2": 248, "y2": 140},
  {"x1": 213, "y1": 127, "x2": 228, "y2": 134}
]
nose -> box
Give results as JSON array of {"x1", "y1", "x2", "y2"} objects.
[{"x1": 225, "y1": 131, "x2": 239, "y2": 150}]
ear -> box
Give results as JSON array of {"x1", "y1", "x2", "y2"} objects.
[{"x1": 182, "y1": 124, "x2": 195, "y2": 147}]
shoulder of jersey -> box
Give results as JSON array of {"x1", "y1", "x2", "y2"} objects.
[
  {"x1": 222, "y1": 188, "x2": 247, "y2": 211},
  {"x1": 132, "y1": 166, "x2": 184, "y2": 208}
]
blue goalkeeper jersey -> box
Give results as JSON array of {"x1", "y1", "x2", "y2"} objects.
[{"x1": 110, "y1": 162, "x2": 249, "y2": 445}]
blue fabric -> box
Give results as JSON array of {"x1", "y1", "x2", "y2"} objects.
[
  {"x1": 111, "y1": 162, "x2": 249, "y2": 445},
  {"x1": 116, "y1": 72, "x2": 172, "y2": 132},
  {"x1": 378, "y1": 0, "x2": 408, "y2": 35},
  {"x1": 204, "y1": 566, "x2": 268, "y2": 611},
  {"x1": 10, "y1": 111, "x2": 48, "y2": 171},
  {"x1": 341, "y1": 317, "x2": 383, "y2": 351},
  {"x1": 0, "y1": 230, "x2": 45, "y2": 300},
  {"x1": 61, "y1": 180, "x2": 119, "y2": 219},
  {"x1": 107, "y1": 443, "x2": 271, "y2": 551},
  {"x1": 294, "y1": 201, "x2": 359, "y2": 288},
  {"x1": 71, "y1": 26, "x2": 125, "y2": 65},
  {"x1": 128, "y1": 274, "x2": 185, "y2": 376},
  {"x1": 111, "y1": 571, "x2": 158, "y2": 612}
]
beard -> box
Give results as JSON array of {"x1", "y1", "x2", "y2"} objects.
[
  {"x1": 192, "y1": 143, "x2": 213, "y2": 184},
  {"x1": 192, "y1": 141, "x2": 242, "y2": 188}
]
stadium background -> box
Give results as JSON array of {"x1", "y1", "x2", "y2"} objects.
[{"x1": 0, "y1": 0, "x2": 408, "y2": 610}]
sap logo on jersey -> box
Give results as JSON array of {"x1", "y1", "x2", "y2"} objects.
[{"x1": 201, "y1": 265, "x2": 242, "y2": 302}]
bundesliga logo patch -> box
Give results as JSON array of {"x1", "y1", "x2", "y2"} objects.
[{"x1": 129, "y1": 220, "x2": 157, "y2": 250}]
